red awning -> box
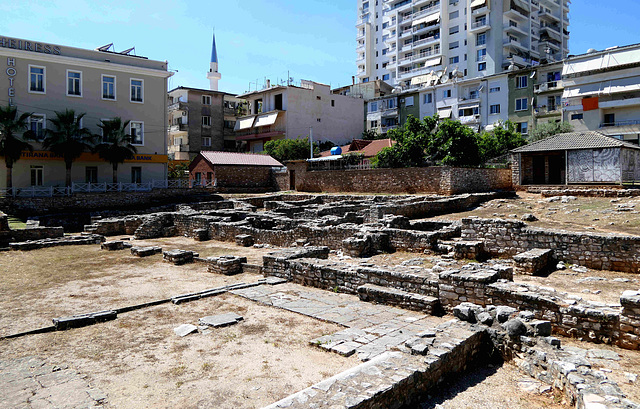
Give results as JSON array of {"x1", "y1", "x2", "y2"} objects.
[{"x1": 235, "y1": 132, "x2": 285, "y2": 141}]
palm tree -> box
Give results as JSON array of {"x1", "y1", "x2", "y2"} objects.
[
  {"x1": 42, "y1": 109, "x2": 94, "y2": 187},
  {"x1": 0, "y1": 105, "x2": 35, "y2": 189},
  {"x1": 95, "y1": 118, "x2": 137, "y2": 183}
]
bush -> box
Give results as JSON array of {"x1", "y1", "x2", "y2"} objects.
[{"x1": 263, "y1": 138, "x2": 319, "y2": 162}]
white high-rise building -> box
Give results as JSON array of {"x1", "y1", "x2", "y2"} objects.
[{"x1": 356, "y1": 0, "x2": 570, "y2": 87}]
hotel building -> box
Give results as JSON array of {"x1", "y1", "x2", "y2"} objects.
[{"x1": 0, "y1": 35, "x2": 172, "y2": 188}]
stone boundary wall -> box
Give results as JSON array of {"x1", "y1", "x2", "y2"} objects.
[
  {"x1": 461, "y1": 218, "x2": 640, "y2": 273},
  {"x1": 262, "y1": 248, "x2": 640, "y2": 350},
  {"x1": 1, "y1": 189, "x2": 224, "y2": 217},
  {"x1": 287, "y1": 164, "x2": 513, "y2": 195},
  {"x1": 10, "y1": 227, "x2": 64, "y2": 242},
  {"x1": 538, "y1": 188, "x2": 640, "y2": 198}
]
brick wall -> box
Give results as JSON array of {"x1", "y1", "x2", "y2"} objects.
[
  {"x1": 285, "y1": 164, "x2": 512, "y2": 195},
  {"x1": 189, "y1": 161, "x2": 273, "y2": 188}
]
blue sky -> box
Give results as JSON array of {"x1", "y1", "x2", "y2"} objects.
[{"x1": 2, "y1": 0, "x2": 639, "y2": 95}]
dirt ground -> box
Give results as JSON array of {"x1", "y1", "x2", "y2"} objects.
[
  {"x1": 433, "y1": 192, "x2": 640, "y2": 236},
  {"x1": 0, "y1": 239, "x2": 358, "y2": 408}
]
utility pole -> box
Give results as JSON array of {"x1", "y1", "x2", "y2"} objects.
[{"x1": 309, "y1": 127, "x2": 314, "y2": 159}]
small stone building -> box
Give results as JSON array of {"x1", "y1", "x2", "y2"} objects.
[
  {"x1": 189, "y1": 151, "x2": 283, "y2": 188},
  {"x1": 511, "y1": 131, "x2": 640, "y2": 186}
]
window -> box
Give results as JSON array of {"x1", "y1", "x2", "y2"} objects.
[
  {"x1": 275, "y1": 93, "x2": 283, "y2": 110},
  {"x1": 174, "y1": 137, "x2": 183, "y2": 146},
  {"x1": 470, "y1": 90, "x2": 479, "y2": 99},
  {"x1": 423, "y1": 93, "x2": 432, "y2": 104},
  {"x1": 490, "y1": 104, "x2": 501, "y2": 114},
  {"x1": 29, "y1": 65, "x2": 45, "y2": 93},
  {"x1": 450, "y1": 56, "x2": 459, "y2": 64},
  {"x1": 405, "y1": 96, "x2": 414, "y2": 106},
  {"x1": 130, "y1": 121, "x2": 144, "y2": 145},
  {"x1": 131, "y1": 167, "x2": 142, "y2": 184},
  {"x1": 317, "y1": 118, "x2": 321, "y2": 122},
  {"x1": 331, "y1": 99, "x2": 336, "y2": 106},
  {"x1": 202, "y1": 95, "x2": 211, "y2": 105},
  {"x1": 67, "y1": 70, "x2": 82, "y2": 97},
  {"x1": 515, "y1": 76, "x2": 528, "y2": 89},
  {"x1": 29, "y1": 114, "x2": 46, "y2": 140},
  {"x1": 202, "y1": 116, "x2": 211, "y2": 126},
  {"x1": 516, "y1": 122, "x2": 528, "y2": 135},
  {"x1": 369, "y1": 102, "x2": 378, "y2": 112},
  {"x1": 370, "y1": 120, "x2": 378, "y2": 128},
  {"x1": 383, "y1": 74, "x2": 390, "y2": 81},
  {"x1": 202, "y1": 137, "x2": 212, "y2": 147},
  {"x1": 478, "y1": 62, "x2": 487, "y2": 71},
  {"x1": 449, "y1": 10, "x2": 459, "y2": 19},
  {"x1": 449, "y1": 41, "x2": 459, "y2": 50},
  {"x1": 224, "y1": 120, "x2": 236, "y2": 129},
  {"x1": 489, "y1": 86, "x2": 501, "y2": 93},
  {"x1": 515, "y1": 98, "x2": 528, "y2": 111},
  {"x1": 85, "y1": 167, "x2": 98, "y2": 183},
  {"x1": 130, "y1": 79, "x2": 143, "y2": 103},
  {"x1": 604, "y1": 113, "x2": 615, "y2": 126},
  {"x1": 102, "y1": 75, "x2": 116, "y2": 100},
  {"x1": 476, "y1": 48, "x2": 486, "y2": 62},
  {"x1": 571, "y1": 113, "x2": 584, "y2": 120},
  {"x1": 476, "y1": 33, "x2": 486, "y2": 46},
  {"x1": 30, "y1": 166, "x2": 44, "y2": 186},
  {"x1": 443, "y1": 89, "x2": 452, "y2": 98},
  {"x1": 449, "y1": 26, "x2": 459, "y2": 35}
]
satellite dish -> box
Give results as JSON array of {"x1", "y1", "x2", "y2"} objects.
[
  {"x1": 440, "y1": 76, "x2": 449, "y2": 84},
  {"x1": 587, "y1": 48, "x2": 597, "y2": 54}
]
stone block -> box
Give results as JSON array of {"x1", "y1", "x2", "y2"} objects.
[
  {"x1": 193, "y1": 228, "x2": 209, "y2": 241},
  {"x1": 101, "y1": 241, "x2": 125, "y2": 251},
  {"x1": 163, "y1": 249, "x2": 198, "y2": 265},
  {"x1": 235, "y1": 234, "x2": 254, "y2": 247},
  {"x1": 513, "y1": 248, "x2": 554, "y2": 276},
  {"x1": 206, "y1": 255, "x2": 247, "y2": 276},
  {"x1": 199, "y1": 313, "x2": 243, "y2": 328},
  {"x1": 131, "y1": 246, "x2": 162, "y2": 257}
]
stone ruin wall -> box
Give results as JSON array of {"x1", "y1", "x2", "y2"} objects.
[
  {"x1": 461, "y1": 218, "x2": 640, "y2": 274},
  {"x1": 262, "y1": 247, "x2": 640, "y2": 350}
]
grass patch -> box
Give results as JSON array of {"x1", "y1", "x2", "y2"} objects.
[{"x1": 7, "y1": 215, "x2": 27, "y2": 229}]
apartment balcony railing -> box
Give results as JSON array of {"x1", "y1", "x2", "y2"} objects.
[
  {"x1": 470, "y1": 19, "x2": 490, "y2": 32},
  {"x1": 504, "y1": 7, "x2": 529, "y2": 19},
  {"x1": 534, "y1": 81, "x2": 562, "y2": 92},
  {"x1": 600, "y1": 119, "x2": 640, "y2": 128},
  {"x1": 168, "y1": 101, "x2": 188, "y2": 111},
  {"x1": 169, "y1": 123, "x2": 188, "y2": 132},
  {"x1": 170, "y1": 144, "x2": 190, "y2": 152},
  {"x1": 412, "y1": 34, "x2": 441, "y2": 48},
  {"x1": 472, "y1": 6, "x2": 489, "y2": 16},
  {"x1": 534, "y1": 105, "x2": 561, "y2": 116},
  {"x1": 411, "y1": 3, "x2": 440, "y2": 19}
]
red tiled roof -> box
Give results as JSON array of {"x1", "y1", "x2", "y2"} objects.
[
  {"x1": 199, "y1": 151, "x2": 284, "y2": 167},
  {"x1": 319, "y1": 139, "x2": 395, "y2": 158}
]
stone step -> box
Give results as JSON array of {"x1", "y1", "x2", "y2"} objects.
[{"x1": 357, "y1": 284, "x2": 439, "y2": 315}]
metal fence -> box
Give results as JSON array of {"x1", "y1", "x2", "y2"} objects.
[{"x1": 0, "y1": 179, "x2": 216, "y2": 198}]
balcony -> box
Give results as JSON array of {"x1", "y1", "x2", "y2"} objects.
[
  {"x1": 356, "y1": 43, "x2": 366, "y2": 52},
  {"x1": 356, "y1": 15, "x2": 371, "y2": 26},
  {"x1": 411, "y1": 4, "x2": 440, "y2": 20},
  {"x1": 504, "y1": 7, "x2": 528, "y2": 20},
  {"x1": 600, "y1": 119, "x2": 640, "y2": 128},
  {"x1": 471, "y1": 6, "x2": 489, "y2": 16},
  {"x1": 169, "y1": 143, "x2": 190, "y2": 153},
  {"x1": 169, "y1": 123, "x2": 188, "y2": 132},
  {"x1": 469, "y1": 19, "x2": 490, "y2": 33},
  {"x1": 168, "y1": 101, "x2": 187, "y2": 111},
  {"x1": 534, "y1": 105, "x2": 561, "y2": 117},
  {"x1": 538, "y1": 10, "x2": 560, "y2": 22},
  {"x1": 599, "y1": 97, "x2": 640, "y2": 109},
  {"x1": 534, "y1": 80, "x2": 563, "y2": 93},
  {"x1": 503, "y1": 38, "x2": 529, "y2": 53},
  {"x1": 412, "y1": 34, "x2": 440, "y2": 49},
  {"x1": 505, "y1": 24, "x2": 528, "y2": 37}
]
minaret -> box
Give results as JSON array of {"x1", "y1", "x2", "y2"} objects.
[{"x1": 207, "y1": 31, "x2": 221, "y2": 91}]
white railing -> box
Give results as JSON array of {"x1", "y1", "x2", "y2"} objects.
[{"x1": 0, "y1": 179, "x2": 220, "y2": 198}]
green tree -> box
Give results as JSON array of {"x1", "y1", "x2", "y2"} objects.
[
  {"x1": 0, "y1": 105, "x2": 35, "y2": 189},
  {"x1": 477, "y1": 120, "x2": 527, "y2": 162},
  {"x1": 42, "y1": 109, "x2": 95, "y2": 187},
  {"x1": 529, "y1": 121, "x2": 573, "y2": 142},
  {"x1": 361, "y1": 129, "x2": 384, "y2": 140},
  {"x1": 425, "y1": 118, "x2": 481, "y2": 166},
  {"x1": 263, "y1": 138, "x2": 318, "y2": 162},
  {"x1": 372, "y1": 115, "x2": 438, "y2": 168},
  {"x1": 95, "y1": 118, "x2": 137, "y2": 183},
  {"x1": 168, "y1": 161, "x2": 189, "y2": 179}
]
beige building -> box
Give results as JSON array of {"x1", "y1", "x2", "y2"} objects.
[
  {"x1": 168, "y1": 87, "x2": 246, "y2": 160},
  {"x1": 563, "y1": 44, "x2": 640, "y2": 145},
  {"x1": 0, "y1": 35, "x2": 172, "y2": 189},
  {"x1": 236, "y1": 80, "x2": 364, "y2": 153}
]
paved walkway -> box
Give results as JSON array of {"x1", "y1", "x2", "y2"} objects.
[
  {"x1": 0, "y1": 356, "x2": 107, "y2": 409},
  {"x1": 231, "y1": 282, "x2": 447, "y2": 361}
]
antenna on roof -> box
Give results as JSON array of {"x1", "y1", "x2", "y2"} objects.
[
  {"x1": 119, "y1": 47, "x2": 135, "y2": 56},
  {"x1": 96, "y1": 43, "x2": 113, "y2": 52}
]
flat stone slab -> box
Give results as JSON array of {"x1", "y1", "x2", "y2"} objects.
[
  {"x1": 587, "y1": 349, "x2": 621, "y2": 361},
  {"x1": 174, "y1": 324, "x2": 198, "y2": 337},
  {"x1": 198, "y1": 313, "x2": 243, "y2": 328},
  {"x1": 131, "y1": 246, "x2": 162, "y2": 257}
]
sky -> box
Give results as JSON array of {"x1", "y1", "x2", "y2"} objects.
[{"x1": 2, "y1": 0, "x2": 640, "y2": 95}]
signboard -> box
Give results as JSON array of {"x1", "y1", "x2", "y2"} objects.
[
  {"x1": 0, "y1": 37, "x2": 61, "y2": 55},
  {"x1": 20, "y1": 151, "x2": 168, "y2": 164}
]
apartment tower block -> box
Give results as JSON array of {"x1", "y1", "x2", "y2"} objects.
[{"x1": 356, "y1": 0, "x2": 570, "y2": 87}]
